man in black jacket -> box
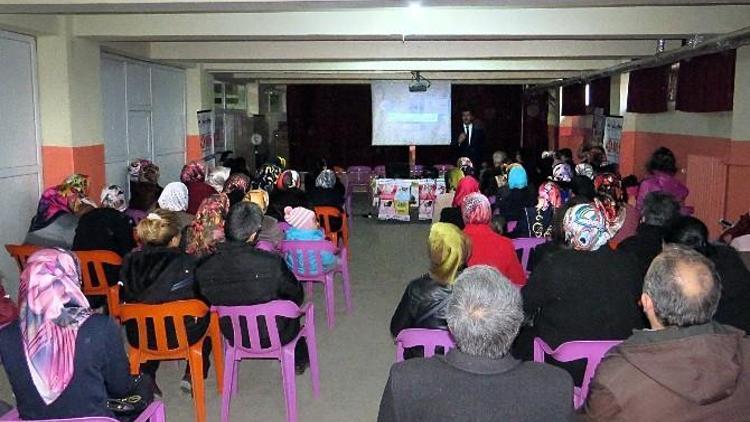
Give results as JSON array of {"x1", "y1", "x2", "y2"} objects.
[
  {"x1": 196, "y1": 201, "x2": 308, "y2": 369},
  {"x1": 378, "y1": 266, "x2": 573, "y2": 422},
  {"x1": 451, "y1": 108, "x2": 485, "y2": 166}
]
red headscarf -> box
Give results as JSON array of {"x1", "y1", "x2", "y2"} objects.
[{"x1": 452, "y1": 176, "x2": 480, "y2": 208}]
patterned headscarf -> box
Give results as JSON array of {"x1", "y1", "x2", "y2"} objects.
[
  {"x1": 456, "y1": 157, "x2": 474, "y2": 175},
  {"x1": 461, "y1": 192, "x2": 492, "y2": 225},
  {"x1": 452, "y1": 176, "x2": 480, "y2": 207},
  {"x1": 61, "y1": 174, "x2": 90, "y2": 198},
  {"x1": 185, "y1": 194, "x2": 230, "y2": 257},
  {"x1": 180, "y1": 161, "x2": 206, "y2": 184},
  {"x1": 224, "y1": 173, "x2": 251, "y2": 196},
  {"x1": 158, "y1": 182, "x2": 189, "y2": 212},
  {"x1": 507, "y1": 164, "x2": 528, "y2": 190},
  {"x1": 595, "y1": 195, "x2": 626, "y2": 238},
  {"x1": 445, "y1": 168, "x2": 464, "y2": 192},
  {"x1": 538, "y1": 181, "x2": 562, "y2": 211},
  {"x1": 552, "y1": 162, "x2": 573, "y2": 183},
  {"x1": 594, "y1": 172, "x2": 625, "y2": 203},
  {"x1": 29, "y1": 174, "x2": 91, "y2": 232},
  {"x1": 243, "y1": 189, "x2": 270, "y2": 213},
  {"x1": 428, "y1": 223, "x2": 470, "y2": 285},
  {"x1": 315, "y1": 169, "x2": 337, "y2": 189},
  {"x1": 252, "y1": 163, "x2": 283, "y2": 192},
  {"x1": 128, "y1": 159, "x2": 160, "y2": 184},
  {"x1": 206, "y1": 166, "x2": 231, "y2": 193},
  {"x1": 563, "y1": 203, "x2": 611, "y2": 251},
  {"x1": 575, "y1": 163, "x2": 595, "y2": 180},
  {"x1": 100, "y1": 185, "x2": 127, "y2": 212},
  {"x1": 276, "y1": 170, "x2": 301, "y2": 190},
  {"x1": 18, "y1": 249, "x2": 91, "y2": 405}
]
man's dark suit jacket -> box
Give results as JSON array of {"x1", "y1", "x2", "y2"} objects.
[{"x1": 451, "y1": 124, "x2": 486, "y2": 165}]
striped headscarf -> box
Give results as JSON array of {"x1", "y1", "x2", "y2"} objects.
[
  {"x1": 18, "y1": 249, "x2": 91, "y2": 405},
  {"x1": 429, "y1": 223, "x2": 470, "y2": 285},
  {"x1": 185, "y1": 193, "x2": 230, "y2": 257},
  {"x1": 563, "y1": 203, "x2": 611, "y2": 251},
  {"x1": 100, "y1": 185, "x2": 127, "y2": 212},
  {"x1": 181, "y1": 161, "x2": 206, "y2": 184},
  {"x1": 552, "y1": 162, "x2": 573, "y2": 183},
  {"x1": 461, "y1": 192, "x2": 492, "y2": 225}
]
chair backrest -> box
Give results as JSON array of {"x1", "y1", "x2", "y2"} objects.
[
  {"x1": 314, "y1": 206, "x2": 349, "y2": 247},
  {"x1": 255, "y1": 240, "x2": 276, "y2": 253},
  {"x1": 410, "y1": 165, "x2": 424, "y2": 178},
  {"x1": 395, "y1": 328, "x2": 456, "y2": 362},
  {"x1": 373, "y1": 165, "x2": 386, "y2": 178},
  {"x1": 74, "y1": 250, "x2": 122, "y2": 295},
  {"x1": 280, "y1": 240, "x2": 337, "y2": 278},
  {"x1": 119, "y1": 300, "x2": 210, "y2": 356},
  {"x1": 533, "y1": 337, "x2": 622, "y2": 408},
  {"x1": 278, "y1": 222, "x2": 291, "y2": 233},
  {"x1": 731, "y1": 234, "x2": 750, "y2": 252},
  {"x1": 4, "y1": 244, "x2": 43, "y2": 272},
  {"x1": 346, "y1": 166, "x2": 372, "y2": 186},
  {"x1": 512, "y1": 237, "x2": 548, "y2": 272},
  {"x1": 212, "y1": 301, "x2": 307, "y2": 353}
]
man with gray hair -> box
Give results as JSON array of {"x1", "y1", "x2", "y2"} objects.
[
  {"x1": 378, "y1": 265, "x2": 573, "y2": 422},
  {"x1": 583, "y1": 245, "x2": 750, "y2": 421}
]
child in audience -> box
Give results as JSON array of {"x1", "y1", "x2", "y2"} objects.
[{"x1": 283, "y1": 206, "x2": 337, "y2": 273}]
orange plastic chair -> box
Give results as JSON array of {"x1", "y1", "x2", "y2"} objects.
[
  {"x1": 314, "y1": 206, "x2": 349, "y2": 250},
  {"x1": 73, "y1": 250, "x2": 124, "y2": 319},
  {"x1": 5, "y1": 244, "x2": 43, "y2": 272},
  {"x1": 118, "y1": 300, "x2": 224, "y2": 422}
]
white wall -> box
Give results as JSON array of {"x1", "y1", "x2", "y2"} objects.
[
  {"x1": 0, "y1": 30, "x2": 42, "y2": 296},
  {"x1": 101, "y1": 54, "x2": 186, "y2": 192}
]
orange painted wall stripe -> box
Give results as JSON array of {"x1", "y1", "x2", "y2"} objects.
[
  {"x1": 42, "y1": 144, "x2": 105, "y2": 201},
  {"x1": 186, "y1": 134, "x2": 202, "y2": 163}
]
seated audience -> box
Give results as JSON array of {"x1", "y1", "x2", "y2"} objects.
[
  {"x1": 510, "y1": 181, "x2": 562, "y2": 238},
  {"x1": 378, "y1": 266, "x2": 574, "y2": 422},
  {"x1": 157, "y1": 181, "x2": 193, "y2": 230},
  {"x1": 390, "y1": 223, "x2": 470, "y2": 337},
  {"x1": 243, "y1": 189, "x2": 284, "y2": 248},
  {"x1": 456, "y1": 156, "x2": 475, "y2": 178},
  {"x1": 496, "y1": 164, "x2": 535, "y2": 223},
  {"x1": 440, "y1": 176, "x2": 478, "y2": 230},
  {"x1": 268, "y1": 169, "x2": 312, "y2": 221},
  {"x1": 101, "y1": 184, "x2": 145, "y2": 225},
  {"x1": 665, "y1": 216, "x2": 750, "y2": 333},
  {"x1": 582, "y1": 246, "x2": 750, "y2": 420},
  {"x1": 526, "y1": 195, "x2": 589, "y2": 272},
  {"x1": 196, "y1": 201, "x2": 308, "y2": 371},
  {"x1": 479, "y1": 150, "x2": 509, "y2": 197},
  {"x1": 571, "y1": 174, "x2": 596, "y2": 200},
  {"x1": 184, "y1": 194, "x2": 230, "y2": 258},
  {"x1": 128, "y1": 159, "x2": 162, "y2": 213},
  {"x1": 515, "y1": 203, "x2": 644, "y2": 383},
  {"x1": 283, "y1": 206, "x2": 337, "y2": 273},
  {"x1": 120, "y1": 209, "x2": 209, "y2": 393},
  {"x1": 636, "y1": 146, "x2": 692, "y2": 215},
  {"x1": 432, "y1": 167, "x2": 464, "y2": 225},
  {"x1": 252, "y1": 162, "x2": 283, "y2": 193},
  {"x1": 223, "y1": 173, "x2": 251, "y2": 206},
  {"x1": 618, "y1": 191, "x2": 680, "y2": 276},
  {"x1": 25, "y1": 173, "x2": 93, "y2": 249},
  {"x1": 206, "y1": 166, "x2": 231, "y2": 193},
  {"x1": 181, "y1": 161, "x2": 215, "y2": 215},
  {"x1": 595, "y1": 173, "x2": 638, "y2": 245},
  {"x1": 309, "y1": 169, "x2": 346, "y2": 231},
  {"x1": 0, "y1": 249, "x2": 134, "y2": 420},
  {"x1": 461, "y1": 193, "x2": 526, "y2": 286}
]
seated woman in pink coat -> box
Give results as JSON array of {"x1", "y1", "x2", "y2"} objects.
[{"x1": 636, "y1": 147, "x2": 693, "y2": 215}]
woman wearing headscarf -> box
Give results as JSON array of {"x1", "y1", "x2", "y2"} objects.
[
  {"x1": 510, "y1": 181, "x2": 562, "y2": 239},
  {"x1": 496, "y1": 164, "x2": 535, "y2": 224},
  {"x1": 251, "y1": 163, "x2": 283, "y2": 193},
  {"x1": 432, "y1": 167, "x2": 464, "y2": 225},
  {"x1": 461, "y1": 193, "x2": 526, "y2": 286},
  {"x1": 157, "y1": 181, "x2": 193, "y2": 231},
  {"x1": 594, "y1": 172, "x2": 636, "y2": 245},
  {"x1": 223, "y1": 173, "x2": 251, "y2": 206},
  {"x1": 308, "y1": 169, "x2": 346, "y2": 231},
  {"x1": 267, "y1": 169, "x2": 312, "y2": 221},
  {"x1": 101, "y1": 184, "x2": 145, "y2": 225},
  {"x1": 181, "y1": 161, "x2": 216, "y2": 215},
  {"x1": 243, "y1": 189, "x2": 284, "y2": 248},
  {"x1": 206, "y1": 166, "x2": 231, "y2": 193},
  {"x1": 184, "y1": 194, "x2": 231, "y2": 258},
  {"x1": 515, "y1": 203, "x2": 644, "y2": 383},
  {"x1": 665, "y1": 216, "x2": 750, "y2": 334},
  {"x1": 439, "y1": 176, "x2": 479, "y2": 230},
  {"x1": 636, "y1": 147, "x2": 692, "y2": 215},
  {"x1": 0, "y1": 249, "x2": 133, "y2": 419},
  {"x1": 128, "y1": 159, "x2": 162, "y2": 213},
  {"x1": 390, "y1": 223, "x2": 470, "y2": 338},
  {"x1": 25, "y1": 174, "x2": 94, "y2": 249}
]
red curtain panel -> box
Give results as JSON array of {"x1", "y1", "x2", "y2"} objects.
[
  {"x1": 676, "y1": 50, "x2": 736, "y2": 113},
  {"x1": 627, "y1": 65, "x2": 670, "y2": 113},
  {"x1": 589, "y1": 77, "x2": 611, "y2": 115},
  {"x1": 561, "y1": 83, "x2": 586, "y2": 116}
]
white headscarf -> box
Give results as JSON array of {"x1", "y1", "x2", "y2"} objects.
[
  {"x1": 206, "y1": 166, "x2": 231, "y2": 193},
  {"x1": 158, "y1": 182, "x2": 189, "y2": 212}
]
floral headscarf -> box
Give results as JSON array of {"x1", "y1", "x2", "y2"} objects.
[
  {"x1": 252, "y1": 163, "x2": 283, "y2": 192},
  {"x1": 29, "y1": 174, "x2": 91, "y2": 232},
  {"x1": 61, "y1": 174, "x2": 90, "y2": 197},
  {"x1": 180, "y1": 161, "x2": 206, "y2": 184},
  {"x1": 461, "y1": 192, "x2": 492, "y2": 225},
  {"x1": 595, "y1": 195, "x2": 626, "y2": 238},
  {"x1": 594, "y1": 173, "x2": 625, "y2": 203},
  {"x1": 100, "y1": 185, "x2": 127, "y2": 212},
  {"x1": 315, "y1": 169, "x2": 337, "y2": 189},
  {"x1": 185, "y1": 194, "x2": 230, "y2": 257},
  {"x1": 538, "y1": 181, "x2": 562, "y2": 211},
  {"x1": 276, "y1": 170, "x2": 301, "y2": 190},
  {"x1": 575, "y1": 163, "x2": 595, "y2": 180},
  {"x1": 507, "y1": 164, "x2": 528, "y2": 190},
  {"x1": 563, "y1": 203, "x2": 611, "y2": 251},
  {"x1": 128, "y1": 159, "x2": 160, "y2": 184},
  {"x1": 552, "y1": 162, "x2": 572, "y2": 183},
  {"x1": 452, "y1": 176, "x2": 480, "y2": 207},
  {"x1": 18, "y1": 249, "x2": 91, "y2": 405},
  {"x1": 224, "y1": 173, "x2": 251, "y2": 196},
  {"x1": 429, "y1": 222, "x2": 470, "y2": 285}
]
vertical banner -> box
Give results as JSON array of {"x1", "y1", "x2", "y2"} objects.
[
  {"x1": 419, "y1": 179, "x2": 437, "y2": 220},
  {"x1": 394, "y1": 180, "x2": 412, "y2": 221},
  {"x1": 197, "y1": 109, "x2": 215, "y2": 162},
  {"x1": 376, "y1": 179, "x2": 397, "y2": 220},
  {"x1": 602, "y1": 116, "x2": 624, "y2": 164}
]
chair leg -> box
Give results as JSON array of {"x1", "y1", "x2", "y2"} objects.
[
  {"x1": 220, "y1": 349, "x2": 236, "y2": 422},
  {"x1": 304, "y1": 281, "x2": 314, "y2": 301},
  {"x1": 304, "y1": 321, "x2": 320, "y2": 399},
  {"x1": 280, "y1": 347, "x2": 298, "y2": 422},
  {"x1": 188, "y1": 349, "x2": 207, "y2": 422},
  {"x1": 324, "y1": 275, "x2": 336, "y2": 329},
  {"x1": 339, "y1": 251, "x2": 353, "y2": 313},
  {"x1": 128, "y1": 347, "x2": 141, "y2": 376},
  {"x1": 209, "y1": 315, "x2": 225, "y2": 395}
]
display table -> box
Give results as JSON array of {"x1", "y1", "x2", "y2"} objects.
[{"x1": 371, "y1": 178, "x2": 446, "y2": 222}]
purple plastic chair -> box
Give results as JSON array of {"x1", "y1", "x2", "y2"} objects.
[
  {"x1": 394, "y1": 328, "x2": 456, "y2": 362},
  {"x1": 255, "y1": 240, "x2": 277, "y2": 253},
  {"x1": 212, "y1": 301, "x2": 320, "y2": 422},
  {"x1": 278, "y1": 222, "x2": 292, "y2": 233},
  {"x1": 434, "y1": 164, "x2": 454, "y2": 175},
  {"x1": 280, "y1": 240, "x2": 352, "y2": 329},
  {"x1": 506, "y1": 220, "x2": 518, "y2": 233},
  {"x1": 0, "y1": 401, "x2": 166, "y2": 422},
  {"x1": 512, "y1": 237, "x2": 548, "y2": 274},
  {"x1": 533, "y1": 337, "x2": 622, "y2": 408},
  {"x1": 346, "y1": 166, "x2": 372, "y2": 193},
  {"x1": 373, "y1": 165, "x2": 386, "y2": 178},
  {"x1": 410, "y1": 165, "x2": 424, "y2": 178}
]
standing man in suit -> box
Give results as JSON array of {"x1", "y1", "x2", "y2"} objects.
[{"x1": 451, "y1": 108, "x2": 485, "y2": 166}]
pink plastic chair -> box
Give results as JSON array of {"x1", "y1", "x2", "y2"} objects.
[
  {"x1": 280, "y1": 240, "x2": 352, "y2": 329},
  {"x1": 394, "y1": 328, "x2": 456, "y2": 362},
  {"x1": 278, "y1": 222, "x2": 292, "y2": 233},
  {"x1": 533, "y1": 337, "x2": 622, "y2": 408},
  {"x1": 373, "y1": 165, "x2": 386, "y2": 178},
  {"x1": 212, "y1": 301, "x2": 320, "y2": 422},
  {"x1": 512, "y1": 237, "x2": 548, "y2": 274},
  {"x1": 255, "y1": 240, "x2": 277, "y2": 253},
  {"x1": 0, "y1": 401, "x2": 166, "y2": 422}
]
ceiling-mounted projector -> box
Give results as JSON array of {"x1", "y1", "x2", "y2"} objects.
[{"x1": 409, "y1": 71, "x2": 431, "y2": 92}]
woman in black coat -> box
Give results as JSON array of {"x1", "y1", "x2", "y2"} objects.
[
  {"x1": 514, "y1": 203, "x2": 645, "y2": 384},
  {"x1": 308, "y1": 169, "x2": 346, "y2": 231}
]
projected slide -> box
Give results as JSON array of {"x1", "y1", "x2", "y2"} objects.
[{"x1": 371, "y1": 80, "x2": 452, "y2": 146}]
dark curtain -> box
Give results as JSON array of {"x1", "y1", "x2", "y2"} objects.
[
  {"x1": 561, "y1": 83, "x2": 586, "y2": 116},
  {"x1": 522, "y1": 91, "x2": 550, "y2": 160},
  {"x1": 589, "y1": 77, "x2": 611, "y2": 115},
  {"x1": 627, "y1": 65, "x2": 670, "y2": 113},
  {"x1": 676, "y1": 50, "x2": 736, "y2": 113}
]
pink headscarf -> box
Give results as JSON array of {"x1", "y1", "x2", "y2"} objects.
[
  {"x1": 452, "y1": 177, "x2": 480, "y2": 208},
  {"x1": 18, "y1": 249, "x2": 91, "y2": 405},
  {"x1": 538, "y1": 181, "x2": 563, "y2": 211},
  {"x1": 461, "y1": 192, "x2": 492, "y2": 225},
  {"x1": 180, "y1": 161, "x2": 206, "y2": 184}
]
